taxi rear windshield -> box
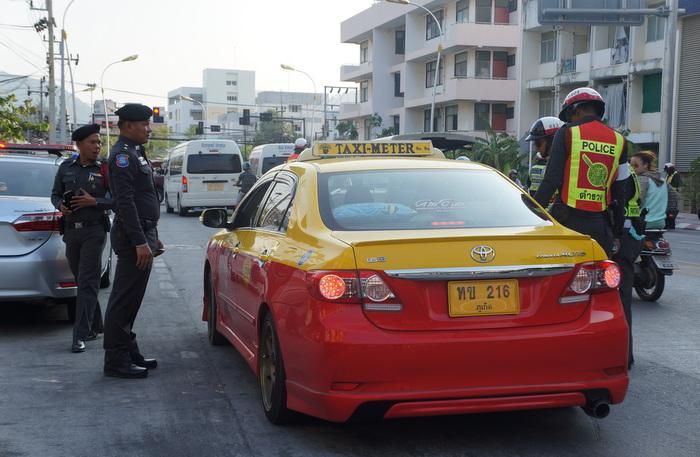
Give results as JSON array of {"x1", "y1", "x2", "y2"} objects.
[
  {"x1": 187, "y1": 154, "x2": 242, "y2": 174},
  {"x1": 318, "y1": 169, "x2": 550, "y2": 231}
]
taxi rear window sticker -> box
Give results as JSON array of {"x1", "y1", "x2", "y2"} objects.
[
  {"x1": 333, "y1": 203, "x2": 416, "y2": 220},
  {"x1": 414, "y1": 199, "x2": 466, "y2": 211}
]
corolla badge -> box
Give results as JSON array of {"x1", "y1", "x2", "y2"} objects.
[{"x1": 471, "y1": 245, "x2": 495, "y2": 263}]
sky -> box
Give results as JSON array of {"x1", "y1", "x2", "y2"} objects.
[{"x1": 0, "y1": 0, "x2": 376, "y2": 117}]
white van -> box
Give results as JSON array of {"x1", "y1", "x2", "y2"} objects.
[
  {"x1": 164, "y1": 140, "x2": 243, "y2": 215},
  {"x1": 248, "y1": 143, "x2": 294, "y2": 178}
]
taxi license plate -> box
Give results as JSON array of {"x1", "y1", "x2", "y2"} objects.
[
  {"x1": 448, "y1": 280, "x2": 519, "y2": 317},
  {"x1": 207, "y1": 182, "x2": 224, "y2": 192}
]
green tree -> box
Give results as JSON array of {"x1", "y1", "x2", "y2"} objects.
[
  {"x1": 368, "y1": 113, "x2": 383, "y2": 139},
  {"x1": 687, "y1": 156, "x2": 700, "y2": 213},
  {"x1": 146, "y1": 125, "x2": 174, "y2": 160},
  {"x1": 184, "y1": 125, "x2": 198, "y2": 138},
  {"x1": 468, "y1": 125, "x2": 525, "y2": 173},
  {"x1": 253, "y1": 111, "x2": 295, "y2": 145},
  {"x1": 380, "y1": 126, "x2": 397, "y2": 137},
  {"x1": 0, "y1": 94, "x2": 48, "y2": 142},
  {"x1": 335, "y1": 120, "x2": 358, "y2": 140}
]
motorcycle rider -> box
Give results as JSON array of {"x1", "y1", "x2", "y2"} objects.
[
  {"x1": 630, "y1": 151, "x2": 668, "y2": 230},
  {"x1": 287, "y1": 138, "x2": 308, "y2": 162},
  {"x1": 525, "y1": 117, "x2": 564, "y2": 197}
]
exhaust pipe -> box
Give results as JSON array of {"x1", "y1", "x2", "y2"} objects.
[{"x1": 582, "y1": 400, "x2": 610, "y2": 419}]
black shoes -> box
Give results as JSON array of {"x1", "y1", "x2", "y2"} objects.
[
  {"x1": 71, "y1": 340, "x2": 86, "y2": 353},
  {"x1": 104, "y1": 364, "x2": 149, "y2": 379},
  {"x1": 132, "y1": 358, "x2": 158, "y2": 370},
  {"x1": 85, "y1": 331, "x2": 99, "y2": 341}
]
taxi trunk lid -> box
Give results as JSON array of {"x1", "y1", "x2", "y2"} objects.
[{"x1": 333, "y1": 226, "x2": 598, "y2": 331}]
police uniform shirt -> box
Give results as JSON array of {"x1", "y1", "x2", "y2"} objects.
[
  {"x1": 108, "y1": 136, "x2": 160, "y2": 247},
  {"x1": 51, "y1": 157, "x2": 112, "y2": 222},
  {"x1": 534, "y1": 115, "x2": 629, "y2": 211}
]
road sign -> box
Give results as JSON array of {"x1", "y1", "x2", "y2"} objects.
[{"x1": 538, "y1": 0, "x2": 647, "y2": 26}]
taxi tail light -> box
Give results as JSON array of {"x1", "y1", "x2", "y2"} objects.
[
  {"x1": 307, "y1": 271, "x2": 361, "y2": 304},
  {"x1": 182, "y1": 175, "x2": 189, "y2": 193},
  {"x1": 12, "y1": 211, "x2": 62, "y2": 232},
  {"x1": 560, "y1": 261, "x2": 621, "y2": 304}
]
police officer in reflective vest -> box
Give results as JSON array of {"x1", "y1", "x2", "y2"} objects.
[
  {"x1": 613, "y1": 165, "x2": 644, "y2": 368},
  {"x1": 526, "y1": 116, "x2": 564, "y2": 197},
  {"x1": 51, "y1": 124, "x2": 112, "y2": 353},
  {"x1": 103, "y1": 104, "x2": 163, "y2": 379},
  {"x1": 534, "y1": 88, "x2": 629, "y2": 255}
]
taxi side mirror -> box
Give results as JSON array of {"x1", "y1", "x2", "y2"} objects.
[{"x1": 200, "y1": 208, "x2": 229, "y2": 229}]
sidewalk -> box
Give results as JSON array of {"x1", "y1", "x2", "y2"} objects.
[{"x1": 676, "y1": 212, "x2": 700, "y2": 231}]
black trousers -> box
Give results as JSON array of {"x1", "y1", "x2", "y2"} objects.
[
  {"x1": 612, "y1": 229, "x2": 642, "y2": 366},
  {"x1": 64, "y1": 225, "x2": 106, "y2": 342},
  {"x1": 665, "y1": 210, "x2": 678, "y2": 229},
  {"x1": 562, "y1": 213, "x2": 614, "y2": 256},
  {"x1": 103, "y1": 226, "x2": 157, "y2": 367}
]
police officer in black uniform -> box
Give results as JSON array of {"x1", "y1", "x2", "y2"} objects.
[
  {"x1": 103, "y1": 104, "x2": 164, "y2": 379},
  {"x1": 51, "y1": 124, "x2": 112, "y2": 353}
]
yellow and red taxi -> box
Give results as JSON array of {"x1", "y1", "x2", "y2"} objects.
[{"x1": 200, "y1": 141, "x2": 629, "y2": 424}]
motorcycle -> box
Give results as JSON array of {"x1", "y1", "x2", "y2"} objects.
[{"x1": 634, "y1": 229, "x2": 677, "y2": 301}]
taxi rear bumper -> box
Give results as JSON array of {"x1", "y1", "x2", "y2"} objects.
[{"x1": 277, "y1": 292, "x2": 629, "y2": 423}]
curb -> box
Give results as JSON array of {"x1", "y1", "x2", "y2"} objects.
[{"x1": 676, "y1": 223, "x2": 700, "y2": 231}]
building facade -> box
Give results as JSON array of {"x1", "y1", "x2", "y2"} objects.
[
  {"x1": 674, "y1": 1, "x2": 700, "y2": 172},
  {"x1": 256, "y1": 91, "x2": 326, "y2": 140},
  {"x1": 339, "y1": 0, "x2": 520, "y2": 140}
]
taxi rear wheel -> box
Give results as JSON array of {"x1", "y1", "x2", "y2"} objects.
[
  {"x1": 259, "y1": 312, "x2": 294, "y2": 424},
  {"x1": 207, "y1": 272, "x2": 227, "y2": 346}
]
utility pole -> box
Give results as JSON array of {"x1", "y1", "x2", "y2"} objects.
[
  {"x1": 659, "y1": 0, "x2": 679, "y2": 168},
  {"x1": 27, "y1": 77, "x2": 47, "y2": 123},
  {"x1": 59, "y1": 37, "x2": 66, "y2": 143},
  {"x1": 46, "y1": 0, "x2": 56, "y2": 143}
]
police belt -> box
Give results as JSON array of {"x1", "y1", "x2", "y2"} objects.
[{"x1": 65, "y1": 219, "x2": 104, "y2": 230}]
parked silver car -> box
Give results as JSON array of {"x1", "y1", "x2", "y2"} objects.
[{"x1": 0, "y1": 152, "x2": 111, "y2": 320}]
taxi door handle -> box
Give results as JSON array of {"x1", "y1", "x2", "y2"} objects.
[
  {"x1": 259, "y1": 249, "x2": 270, "y2": 263},
  {"x1": 232, "y1": 242, "x2": 240, "y2": 257}
]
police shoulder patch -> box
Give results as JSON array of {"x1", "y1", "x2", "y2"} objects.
[{"x1": 115, "y1": 154, "x2": 130, "y2": 168}]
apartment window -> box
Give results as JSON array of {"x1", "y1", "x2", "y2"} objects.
[
  {"x1": 425, "y1": 60, "x2": 444, "y2": 87},
  {"x1": 574, "y1": 30, "x2": 590, "y2": 55},
  {"x1": 493, "y1": 51, "x2": 508, "y2": 78},
  {"x1": 540, "y1": 31, "x2": 557, "y2": 63},
  {"x1": 642, "y1": 72, "x2": 662, "y2": 113},
  {"x1": 455, "y1": 52, "x2": 469, "y2": 77},
  {"x1": 226, "y1": 80, "x2": 238, "y2": 86},
  {"x1": 289, "y1": 104, "x2": 302, "y2": 113},
  {"x1": 445, "y1": 105, "x2": 459, "y2": 131},
  {"x1": 507, "y1": 53, "x2": 516, "y2": 66},
  {"x1": 394, "y1": 72, "x2": 404, "y2": 97},
  {"x1": 492, "y1": 103, "x2": 507, "y2": 131},
  {"x1": 476, "y1": 51, "x2": 491, "y2": 79},
  {"x1": 476, "y1": 0, "x2": 492, "y2": 24},
  {"x1": 506, "y1": 106, "x2": 514, "y2": 119},
  {"x1": 474, "y1": 103, "x2": 490, "y2": 130},
  {"x1": 364, "y1": 117, "x2": 372, "y2": 140},
  {"x1": 456, "y1": 0, "x2": 469, "y2": 23},
  {"x1": 395, "y1": 30, "x2": 405, "y2": 55},
  {"x1": 538, "y1": 91, "x2": 554, "y2": 117},
  {"x1": 360, "y1": 80, "x2": 369, "y2": 102},
  {"x1": 647, "y1": 14, "x2": 665, "y2": 42},
  {"x1": 423, "y1": 108, "x2": 443, "y2": 132},
  {"x1": 426, "y1": 9, "x2": 444, "y2": 41},
  {"x1": 168, "y1": 97, "x2": 178, "y2": 105},
  {"x1": 360, "y1": 40, "x2": 369, "y2": 64},
  {"x1": 168, "y1": 112, "x2": 172, "y2": 120},
  {"x1": 494, "y1": 0, "x2": 510, "y2": 24},
  {"x1": 227, "y1": 95, "x2": 238, "y2": 102},
  {"x1": 190, "y1": 110, "x2": 203, "y2": 121},
  {"x1": 392, "y1": 115, "x2": 400, "y2": 134}
]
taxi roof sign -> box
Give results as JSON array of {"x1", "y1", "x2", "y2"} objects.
[{"x1": 298, "y1": 141, "x2": 444, "y2": 162}]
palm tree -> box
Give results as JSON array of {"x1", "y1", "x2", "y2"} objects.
[{"x1": 468, "y1": 125, "x2": 524, "y2": 174}]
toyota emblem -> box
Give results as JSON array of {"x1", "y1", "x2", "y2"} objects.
[{"x1": 471, "y1": 245, "x2": 495, "y2": 263}]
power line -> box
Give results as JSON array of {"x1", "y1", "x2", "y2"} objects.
[{"x1": 0, "y1": 40, "x2": 44, "y2": 70}]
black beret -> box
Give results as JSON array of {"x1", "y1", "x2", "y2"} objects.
[
  {"x1": 71, "y1": 123, "x2": 101, "y2": 142},
  {"x1": 114, "y1": 103, "x2": 153, "y2": 121}
]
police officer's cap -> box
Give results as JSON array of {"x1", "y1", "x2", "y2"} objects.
[
  {"x1": 114, "y1": 103, "x2": 153, "y2": 121},
  {"x1": 71, "y1": 123, "x2": 101, "y2": 142}
]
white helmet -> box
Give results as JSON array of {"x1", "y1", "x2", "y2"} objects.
[
  {"x1": 559, "y1": 87, "x2": 605, "y2": 122},
  {"x1": 294, "y1": 138, "x2": 308, "y2": 150}
]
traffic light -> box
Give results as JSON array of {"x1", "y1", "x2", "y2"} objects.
[
  {"x1": 196, "y1": 121, "x2": 204, "y2": 135},
  {"x1": 210, "y1": 125, "x2": 221, "y2": 132},
  {"x1": 240, "y1": 108, "x2": 250, "y2": 126},
  {"x1": 152, "y1": 107, "x2": 164, "y2": 124}
]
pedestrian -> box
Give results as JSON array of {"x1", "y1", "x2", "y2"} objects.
[
  {"x1": 103, "y1": 104, "x2": 163, "y2": 379},
  {"x1": 534, "y1": 88, "x2": 630, "y2": 255},
  {"x1": 50, "y1": 123, "x2": 112, "y2": 353},
  {"x1": 508, "y1": 169, "x2": 524, "y2": 189},
  {"x1": 524, "y1": 116, "x2": 564, "y2": 197},
  {"x1": 612, "y1": 163, "x2": 644, "y2": 369},
  {"x1": 630, "y1": 151, "x2": 668, "y2": 230},
  {"x1": 663, "y1": 163, "x2": 682, "y2": 229},
  {"x1": 235, "y1": 161, "x2": 257, "y2": 206}
]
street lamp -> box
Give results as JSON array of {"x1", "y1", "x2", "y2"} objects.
[
  {"x1": 281, "y1": 64, "x2": 318, "y2": 141},
  {"x1": 100, "y1": 55, "x2": 138, "y2": 148},
  {"x1": 179, "y1": 95, "x2": 208, "y2": 137},
  {"x1": 386, "y1": 0, "x2": 443, "y2": 133}
]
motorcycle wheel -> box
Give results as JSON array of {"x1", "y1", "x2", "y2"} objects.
[{"x1": 634, "y1": 267, "x2": 665, "y2": 302}]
